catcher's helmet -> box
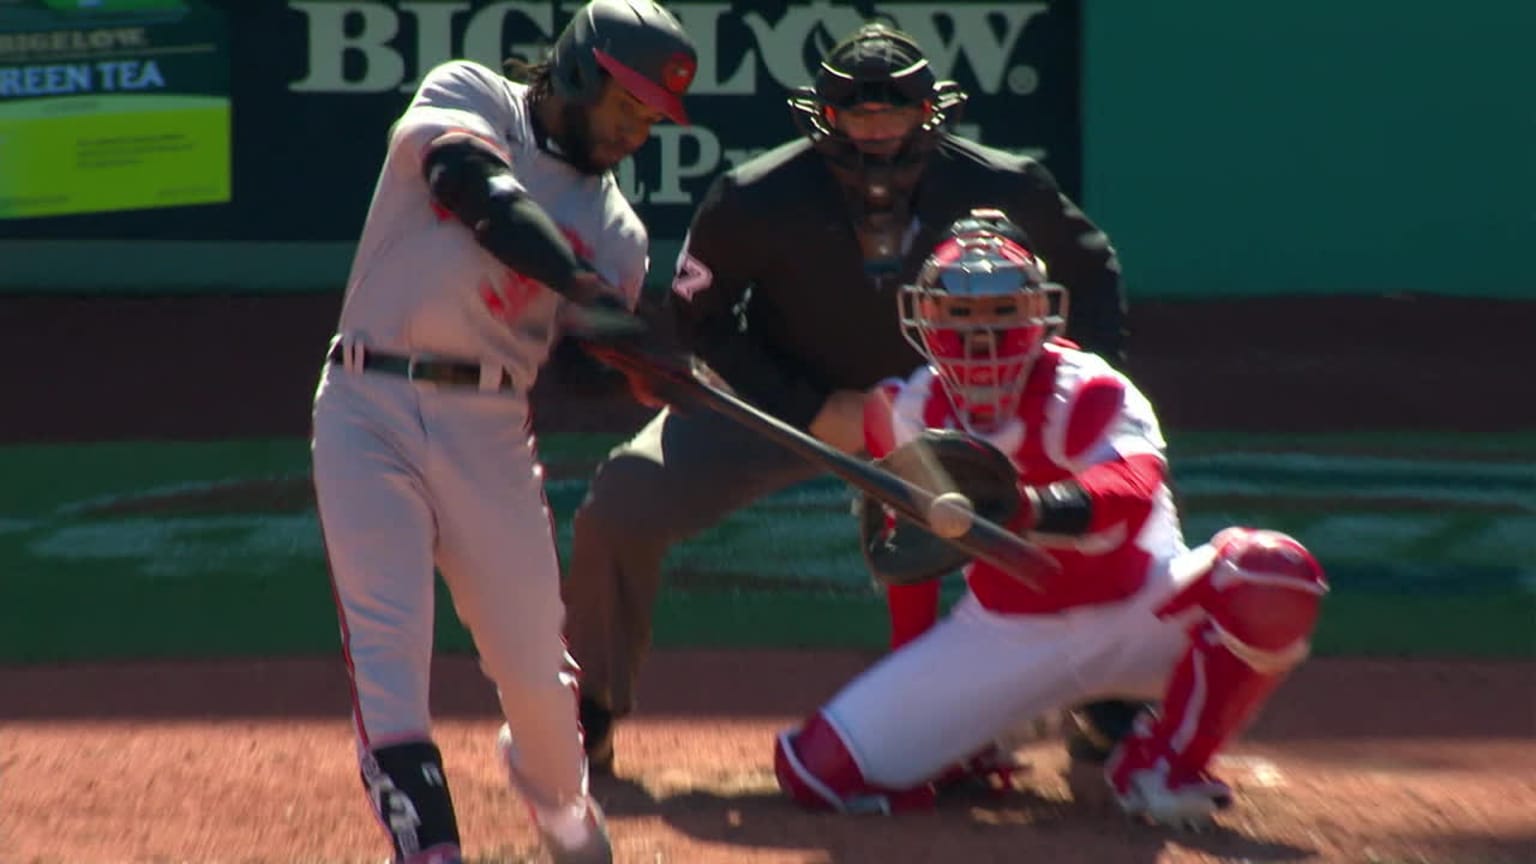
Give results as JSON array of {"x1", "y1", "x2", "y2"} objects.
[
  {"x1": 549, "y1": 0, "x2": 697, "y2": 124},
  {"x1": 943, "y1": 208, "x2": 1035, "y2": 256},
  {"x1": 899, "y1": 209, "x2": 1067, "y2": 432}
]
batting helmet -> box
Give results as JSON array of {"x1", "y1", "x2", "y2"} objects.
[{"x1": 549, "y1": 0, "x2": 697, "y2": 125}]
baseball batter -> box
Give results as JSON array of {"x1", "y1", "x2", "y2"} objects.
[
  {"x1": 308, "y1": 3, "x2": 695, "y2": 863},
  {"x1": 774, "y1": 211, "x2": 1328, "y2": 827}
]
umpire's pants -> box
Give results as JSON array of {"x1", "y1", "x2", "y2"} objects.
[{"x1": 563, "y1": 406, "x2": 823, "y2": 717}]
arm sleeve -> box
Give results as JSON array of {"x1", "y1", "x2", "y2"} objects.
[
  {"x1": 1072, "y1": 375, "x2": 1169, "y2": 533},
  {"x1": 1008, "y1": 159, "x2": 1129, "y2": 365},
  {"x1": 392, "y1": 61, "x2": 591, "y2": 302},
  {"x1": 1027, "y1": 368, "x2": 1168, "y2": 534},
  {"x1": 670, "y1": 174, "x2": 832, "y2": 429},
  {"x1": 422, "y1": 139, "x2": 589, "y2": 299},
  {"x1": 1072, "y1": 452, "x2": 1167, "y2": 534}
]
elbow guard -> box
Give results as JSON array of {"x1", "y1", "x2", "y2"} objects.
[
  {"x1": 423, "y1": 137, "x2": 509, "y2": 227},
  {"x1": 422, "y1": 137, "x2": 584, "y2": 299}
]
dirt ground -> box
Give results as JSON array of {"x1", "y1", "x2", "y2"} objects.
[{"x1": 2, "y1": 651, "x2": 1532, "y2": 864}]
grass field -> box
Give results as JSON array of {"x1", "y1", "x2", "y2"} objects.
[{"x1": 1, "y1": 432, "x2": 1531, "y2": 662}]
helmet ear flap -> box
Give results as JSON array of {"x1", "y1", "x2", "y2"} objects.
[
  {"x1": 575, "y1": 48, "x2": 605, "y2": 104},
  {"x1": 553, "y1": 42, "x2": 605, "y2": 106}
]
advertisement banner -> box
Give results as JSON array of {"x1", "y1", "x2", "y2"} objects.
[
  {"x1": 0, "y1": 0, "x2": 230, "y2": 219},
  {"x1": 0, "y1": 0, "x2": 1080, "y2": 244}
]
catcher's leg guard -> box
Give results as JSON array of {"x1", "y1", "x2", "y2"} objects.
[
  {"x1": 1109, "y1": 528, "x2": 1326, "y2": 826},
  {"x1": 361, "y1": 739, "x2": 462, "y2": 863},
  {"x1": 774, "y1": 711, "x2": 936, "y2": 814}
]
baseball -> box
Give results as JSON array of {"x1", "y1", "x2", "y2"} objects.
[{"x1": 928, "y1": 491, "x2": 975, "y2": 538}]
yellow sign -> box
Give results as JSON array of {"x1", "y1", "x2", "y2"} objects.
[{"x1": 0, "y1": 0, "x2": 227, "y2": 219}]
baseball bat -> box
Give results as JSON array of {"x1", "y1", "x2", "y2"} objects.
[{"x1": 578, "y1": 331, "x2": 1059, "y2": 591}]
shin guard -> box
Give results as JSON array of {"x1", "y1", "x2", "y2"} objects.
[
  {"x1": 1111, "y1": 528, "x2": 1326, "y2": 812},
  {"x1": 362, "y1": 740, "x2": 461, "y2": 862}
]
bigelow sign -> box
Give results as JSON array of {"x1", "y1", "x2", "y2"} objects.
[
  {"x1": 290, "y1": 2, "x2": 1051, "y2": 97},
  {"x1": 6, "y1": 0, "x2": 1079, "y2": 246}
]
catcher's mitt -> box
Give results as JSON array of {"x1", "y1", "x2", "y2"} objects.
[{"x1": 857, "y1": 430, "x2": 1024, "y2": 586}]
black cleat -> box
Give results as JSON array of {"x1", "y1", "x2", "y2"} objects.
[{"x1": 579, "y1": 696, "x2": 616, "y2": 776}]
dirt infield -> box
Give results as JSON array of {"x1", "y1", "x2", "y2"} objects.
[{"x1": 3, "y1": 652, "x2": 1532, "y2": 864}]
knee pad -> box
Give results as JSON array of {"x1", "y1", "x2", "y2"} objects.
[
  {"x1": 773, "y1": 712, "x2": 935, "y2": 814},
  {"x1": 362, "y1": 739, "x2": 461, "y2": 861},
  {"x1": 1199, "y1": 528, "x2": 1327, "y2": 673}
]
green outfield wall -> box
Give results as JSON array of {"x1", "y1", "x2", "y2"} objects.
[
  {"x1": 1082, "y1": 0, "x2": 1535, "y2": 300},
  {"x1": 2, "y1": 1, "x2": 1531, "y2": 298}
]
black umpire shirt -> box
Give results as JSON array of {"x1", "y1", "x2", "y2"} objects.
[{"x1": 670, "y1": 134, "x2": 1128, "y2": 431}]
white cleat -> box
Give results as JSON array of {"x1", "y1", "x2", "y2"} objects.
[
  {"x1": 496, "y1": 722, "x2": 516, "y2": 776},
  {"x1": 539, "y1": 799, "x2": 613, "y2": 864},
  {"x1": 497, "y1": 724, "x2": 613, "y2": 864},
  {"x1": 1112, "y1": 765, "x2": 1232, "y2": 830},
  {"x1": 1105, "y1": 724, "x2": 1234, "y2": 831}
]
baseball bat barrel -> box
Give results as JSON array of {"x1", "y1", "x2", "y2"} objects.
[{"x1": 586, "y1": 337, "x2": 1058, "y2": 590}]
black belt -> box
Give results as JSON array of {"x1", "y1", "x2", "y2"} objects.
[{"x1": 328, "y1": 344, "x2": 514, "y2": 391}]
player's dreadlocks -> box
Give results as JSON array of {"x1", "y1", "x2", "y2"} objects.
[{"x1": 504, "y1": 57, "x2": 554, "y2": 102}]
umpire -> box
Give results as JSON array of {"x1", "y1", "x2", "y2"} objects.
[{"x1": 565, "y1": 23, "x2": 1138, "y2": 773}]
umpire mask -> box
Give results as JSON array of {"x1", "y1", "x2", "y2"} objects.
[{"x1": 788, "y1": 23, "x2": 967, "y2": 281}]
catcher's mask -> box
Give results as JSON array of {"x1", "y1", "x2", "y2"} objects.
[
  {"x1": 549, "y1": 0, "x2": 697, "y2": 125},
  {"x1": 787, "y1": 22, "x2": 967, "y2": 279},
  {"x1": 899, "y1": 209, "x2": 1067, "y2": 433}
]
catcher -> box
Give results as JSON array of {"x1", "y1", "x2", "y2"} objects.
[{"x1": 773, "y1": 210, "x2": 1328, "y2": 827}]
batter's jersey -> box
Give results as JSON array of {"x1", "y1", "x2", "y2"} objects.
[
  {"x1": 337, "y1": 60, "x2": 649, "y2": 390},
  {"x1": 873, "y1": 344, "x2": 1184, "y2": 615}
]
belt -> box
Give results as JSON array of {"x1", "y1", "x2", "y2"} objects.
[{"x1": 328, "y1": 344, "x2": 514, "y2": 392}]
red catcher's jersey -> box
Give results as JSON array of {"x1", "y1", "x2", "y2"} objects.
[{"x1": 868, "y1": 343, "x2": 1185, "y2": 619}]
